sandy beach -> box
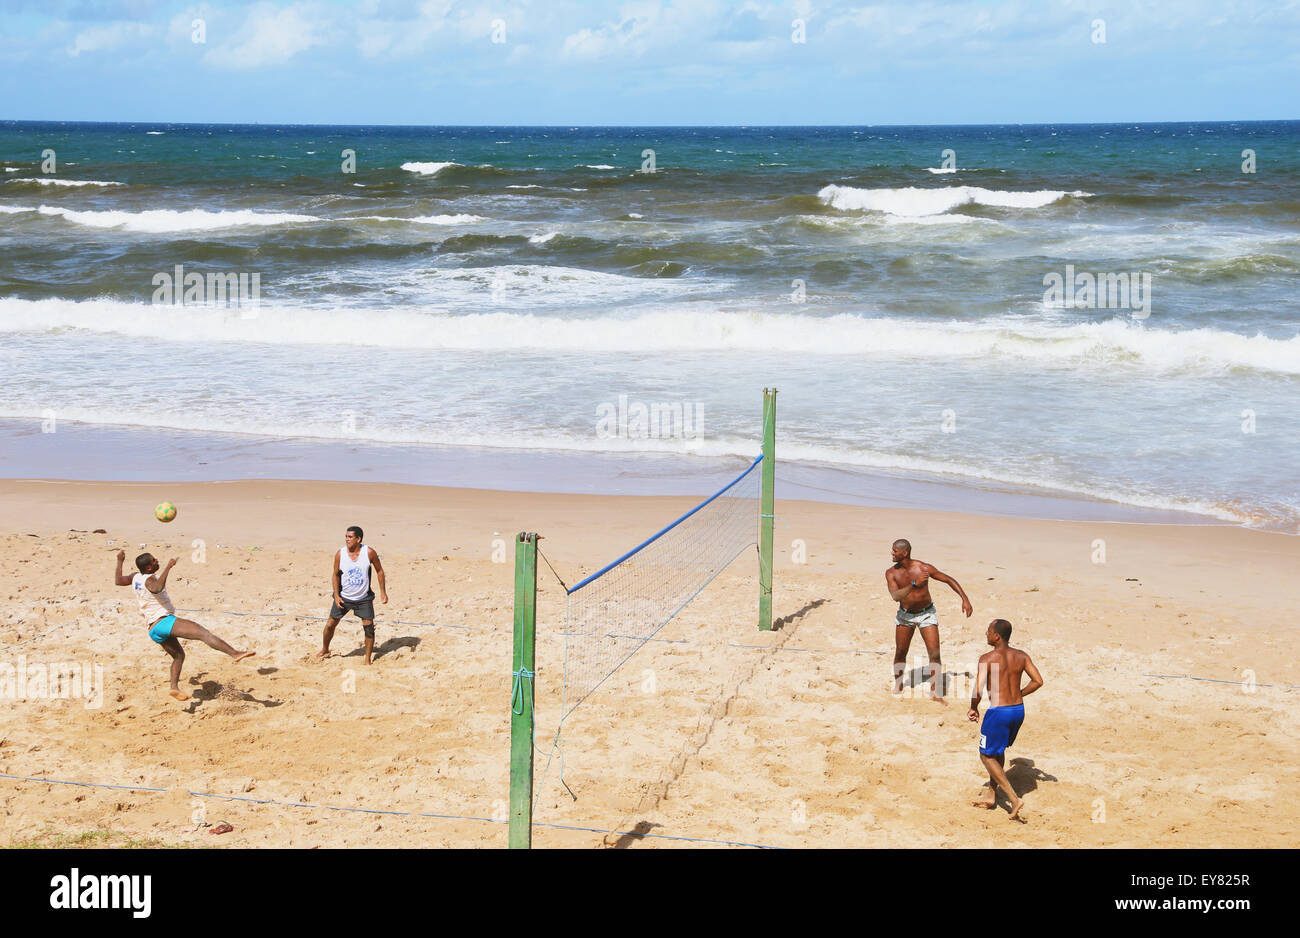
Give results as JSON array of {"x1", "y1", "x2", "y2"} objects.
[{"x1": 1, "y1": 477, "x2": 1296, "y2": 848}]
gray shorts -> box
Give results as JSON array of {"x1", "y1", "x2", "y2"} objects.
[
  {"x1": 896, "y1": 604, "x2": 938, "y2": 629},
  {"x1": 329, "y1": 591, "x2": 375, "y2": 622}
]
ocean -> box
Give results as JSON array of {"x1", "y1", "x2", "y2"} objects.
[{"x1": 1, "y1": 121, "x2": 1297, "y2": 530}]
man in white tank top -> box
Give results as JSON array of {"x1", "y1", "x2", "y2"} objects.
[
  {"x1": 315, "y1": 524, "x2": 388, "y2": 665},
  {"x1": 114, "y1": 549, "x2": 255, "y2": 701}
]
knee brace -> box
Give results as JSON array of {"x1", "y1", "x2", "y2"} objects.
[{"x1": 363, "y1": 623, "x2": 375, "y2": 640}]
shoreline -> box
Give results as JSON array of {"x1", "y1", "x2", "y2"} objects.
[{"x1": 0, "y1": 418, "x2": 1251, "y2": 531}]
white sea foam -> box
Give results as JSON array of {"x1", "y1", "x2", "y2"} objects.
[
  {"x1": 414, "y1": 213, "x2": 483, "y2": 225},
  {"x1": 30, "y1": 206, "x2": 318, "y2": 232},
  {"x1": 400, "y1": 161, "x2": 460, "y2": 175},
  {"x1": 766, "y1": 442, "x2": 1265, "y2": 528},
  {"x1": 4, "y1": 299, "x2": 1296, "y2": 376},
  {"x1": 357, "y1": 213, "x2": 484, "y2": 225},
  {"x1": 145, "y1": 131, "x2": 165, "y2": 135},
  {"x1": 0, "y1": 398, "x2": 1269, "y2": 528},
  {"x1": 506, "y1": 184, "x2": 543, "y2": 189},
  {"x1": 788, "y1": 213, "x2": 1000, "y2": 236},
  {"x1": 818, "y1": 184, "x2": 1089, "y2": 216},
  {"x1": 6, "y1": 177, "x2": 123, "y2": 187},
  {"x1": 925, "y1": 167, "x2": 959, "y2": 174},
  {"x1": 529, "y1": 232, "x2": 559, "y2": 243},
  {"x1": 881, "y1": 213, "x2": 989, "y2": 226},
  {"x1": 0, "y1": 205, "x2": 34, "y2": 213},
  {"x1": 405, "y1": 264, "x2": 688, "y2": 305},
  {"x1": 582, "y1": 164, "x2": 616, "y2": 169}
]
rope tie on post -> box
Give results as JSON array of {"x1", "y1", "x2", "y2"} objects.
[{"x1": 511, "y1": 666, "x2": 535, "y2": 716}]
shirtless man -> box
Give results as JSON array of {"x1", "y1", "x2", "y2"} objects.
[
  {"x1": 114, "y1": 551, "x2": 254, "y2": 701},
  {"x1": 315, "y1": 525, "x2": 388, "y2": 665},
  {"x1": 968, "y1": 619, "x2": 1044, "y2": 821},
  {"x1": 885, "y1": 538, "x2": 972, "y2": 700}
]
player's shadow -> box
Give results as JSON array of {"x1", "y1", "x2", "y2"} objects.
[
  {"x1": 773, "y1": 598, "x2": 827, "y2": 631},
  {"x1": 1006, "y1": 758, "x2": 1057, "y2": 797},
  {"x1": 185, "y1": 679, "x2": 282, "y2": 712},
  {"x1": 899, "y1": 667, "x2": 970, "y2": 697},
  {"x1": 342, "y1": 635, "x2": 421, "y2": 661},
  {"x1": 606, "y1": 820, "x2": 659, "y2": 849}
]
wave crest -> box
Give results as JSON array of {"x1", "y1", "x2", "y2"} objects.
[
  {"x1": 2, "y1": 300, "x2": 1295, "y2": 376},
  {"x1": 28, "y1": 205, "x2": 318, "y2": 232},
  {"x1": 5, "y1": 177, "x2": 123, "y2": 187},
  {"x1": 400, "y1": 161, "x2": 460, "y2": 175},
  {"x1": 818, "y1": 184, "x2": 1089, "y2": 216}
]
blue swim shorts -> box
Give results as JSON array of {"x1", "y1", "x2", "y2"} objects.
[
  {"x1": 979, "y1": 703, "x2": 1025, "y2": 756},
  {"x1": 148, "y1": 615, "x2": 177, "y2": 644}
]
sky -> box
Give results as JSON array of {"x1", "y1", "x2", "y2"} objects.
[{"x1": 0, "y1": 0, "x2": 1297, "y2": 125}]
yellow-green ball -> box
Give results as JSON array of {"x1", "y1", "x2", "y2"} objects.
[{"x1": 155, "y1": 502, "x2": 177, "y2": 523}]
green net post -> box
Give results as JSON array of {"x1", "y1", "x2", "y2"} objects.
[
  {"x1": 758, "y1": 388, "x2": 777, "y2": 631},
  {"x1": 509, "y1": 532, "x2": 538, "y2": 849}
]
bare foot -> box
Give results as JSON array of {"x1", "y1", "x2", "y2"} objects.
[
  {"x1": 1008, "y1": 798, "x2": 1026, "y2": 822},
  {"x1": 168, "y1": 688, "x2": 190, "y2": 701},
  {"x1": 971, "y1": 787, "x2": 996, "y2": 809},
  {"x1": 314, "y1": 649, "x2": 331, "y2": 659},
  {"x1": 930, "y1": 693, "x2": 949, "y2": 706},
  {"x1": 233, "y1": 651, "x2": 256, "y2": 663}
]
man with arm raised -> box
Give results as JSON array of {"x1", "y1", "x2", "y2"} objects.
[
  {"x1": 885, "y1": 538, "x2": 973, "y2": 701},
  {"x1": 114, "y1": 550, "x2": 254, "y2": 701}
]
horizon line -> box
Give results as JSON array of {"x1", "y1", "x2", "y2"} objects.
[{"x1": 2, "y1": 117, "x2": 1297, "y2": 130}]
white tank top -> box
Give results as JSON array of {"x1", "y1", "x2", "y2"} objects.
[
  {"x1": 339, "y1": 544, "x2": 372, "y2": 601},
  {"x1": 132, "y1": 571, "x2": 175, "y2": 627}
]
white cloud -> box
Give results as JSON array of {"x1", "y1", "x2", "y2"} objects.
[
  {"x1": 353, "y1": 0, "x2": 526, "y2": 59},
  {"x1": 204, "y1": 2, "x2": 328, "y2": 69},
  {"x1": 559, "y1": 1, "x2": 706, "y2": 60},
  {"x1": 67, "y1": 21, "x2": 156, "y2": 56}
]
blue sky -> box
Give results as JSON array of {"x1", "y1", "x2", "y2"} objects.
[{"x1": 1, "y1": 0, "x2": 1296, "y2": 125}]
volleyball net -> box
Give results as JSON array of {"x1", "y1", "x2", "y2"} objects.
[
  {"x1": 509, "y1": 388, "x2": 776, "y2": 847},
  {"x1": 559, "y1": 452, "x2": 763, "y2": 719}
]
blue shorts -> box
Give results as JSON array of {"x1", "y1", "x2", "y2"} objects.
[
  {"x1": 148, "y1": 615, "x2": 177, "y2": 644},
  {"x1": 979, "y1": 703, "x2": 1024, "y2": 756}
]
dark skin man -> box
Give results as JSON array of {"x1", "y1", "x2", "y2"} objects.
[
  {"x1": 315, "y1": 526, "x2": 388, "y2": 665},
  {"x1": 114, "y1": 550, "x2": 254, "y2": 701},
  {"x1": 968, "y1": 618, "x2": 1044, "y2": 821},
  {"x1": 885, "y1": 538, "x2": 972, "y2": 701}
]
